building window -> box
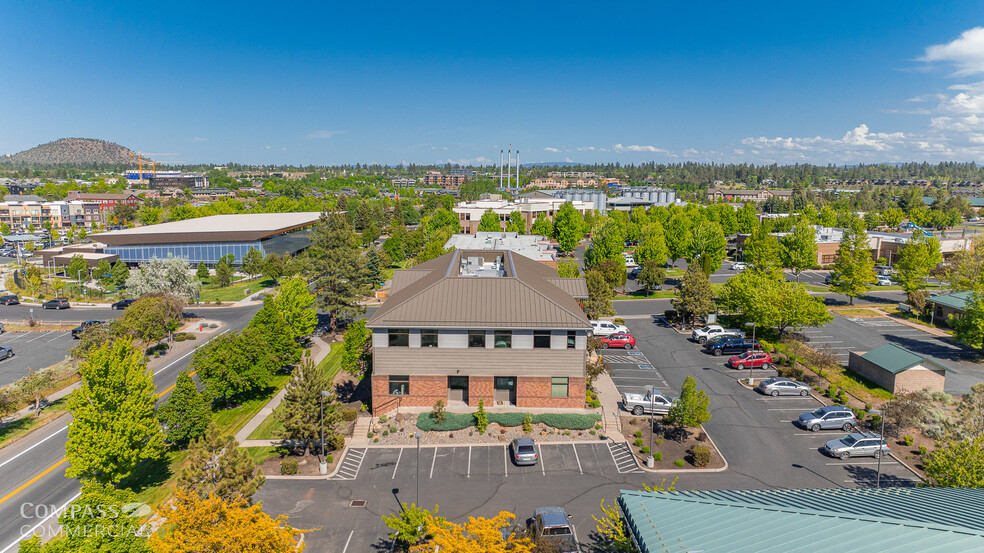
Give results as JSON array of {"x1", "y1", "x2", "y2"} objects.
[
  {"x1": 388, "y1": 329, "x2": 409, "y2": 347},
  {"x1": 533, "y1": 330, "x2": 551, "y2": 349},
  {"x1": 468, "y1": 330, "x2": 486, "y2": 348},
  {"x1": 567, "y1": 331, "x2": 576, "y2": 349},
  {"x1": 494, "y1": 330, "x2": 511, "y2": 348},
  {"x1": 421, "y1": 329, "x2": 439, "y2": 348},
  {"x1": 551, "y1": 377, "x2": 569, "y2": 398},
  {"x1": 389, "y1": 375, "x2": 409, "y2": 395}
]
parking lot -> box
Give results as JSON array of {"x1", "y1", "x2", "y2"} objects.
[
  {"x1": 801, "y1": 314, "x2": 982, "y2": 394},
  {"x1": 331, "y1": 441, "x2": 638, "y2": 483},
  {"x1": 601, "y1": 349, "x2": 672, "y2": 397},
  {"x1": 0, "y1": 330, "x2": 76, "y2": 387}
]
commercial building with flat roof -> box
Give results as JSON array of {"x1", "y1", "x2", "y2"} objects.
[{"x1": 92, "y1": 212, "x2": 322, "y2": 265}]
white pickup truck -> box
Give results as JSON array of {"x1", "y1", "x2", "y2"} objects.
[
  {"x1": 691, "y1": 324, "x2": 742, "y2": 344},
  {"x1": 622, "y1": 389, "x2": 677, "y2": 415}
]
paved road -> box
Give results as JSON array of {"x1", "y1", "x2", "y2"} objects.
[{"x1": 0, "y1": 305, "x2": 260, "y2": 552}]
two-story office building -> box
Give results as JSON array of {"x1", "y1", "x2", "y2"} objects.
[{"x1": 366, "y1": 249, "x2": 590, "y2": 414}]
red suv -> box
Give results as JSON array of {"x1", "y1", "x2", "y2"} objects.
[
  {"x1": 728, "y1": 350, "x2": 772, "y2": 370},
  {"x1": 600, "y1": 333, "x2": 636, "y2": 350}
]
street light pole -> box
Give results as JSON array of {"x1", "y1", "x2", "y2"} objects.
[
  {"x1": 745, "y1": 322, "x2": 757, "y2": 383},
  {"x1": 320, "y1": 390, "x2": 331, "y2": 474},
  {"x1": 415, "y1": 432, "x2": 423, "y2": 506},
  {"x1": 869, "y1": 409, "x2": 886, "y2": 488}
]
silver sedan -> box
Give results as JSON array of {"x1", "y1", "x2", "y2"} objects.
[{"x1": 756, "y1": 377, "x2": 811, "y2": 397}]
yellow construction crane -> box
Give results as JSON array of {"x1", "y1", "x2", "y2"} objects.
[{"x1": 128, "y1": 152, "x2": 177, "y2": 184}]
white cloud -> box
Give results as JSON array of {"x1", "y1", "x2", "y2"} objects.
[
  {"x1": 282, "y1": 147, "x2": 287, "y2": 151},
  {"x1": 306, "y1": 130, "x2": 345, "y2": 139},
  {"x1": 543, "y1": 147, "x2": 561, "y2": 153},
  {"x1": 921, "y1": 27, "x2": 984, "y2": 75},
  {"x1": 192, "y1": 136, "x2": 208, "y2": 141},
  {"x1": 443, "y1": 156, "x2": 490, "y2": 165},
  {"x1": 613, "y1": 143, "x2": 669, "y2": 153},
  {"x1": 576, "y1": 146, "x2": 596, "y2": 151},
  {"x1": 564, "y1": 157, "x2": 573, "y2": 163}
]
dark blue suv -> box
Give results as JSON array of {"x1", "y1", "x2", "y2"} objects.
[{"x1": 704, "y1": 336, "x2": 760, "y2": 356}]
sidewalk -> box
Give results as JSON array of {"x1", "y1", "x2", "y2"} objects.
[
  {"x1": 235, "y1": 337, "x2": 335, "y2": 446},
  {"x1": 873, "y1": 308, "x2": 953, "y2": 338},
  {"x1": 593, "y1": 372, "x2": 626, "y2": 442}
]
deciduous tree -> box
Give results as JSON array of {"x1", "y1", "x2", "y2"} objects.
[
  {"x1": 634, "y1": 222, "x2": 668, "y2": 268},
  {"x1": 686, "y1": 222, "x2": 727, "y2": 274},
  {"x1": 636, "y1": 260, "x2": 665, "y2": 295},
  {"x1": 665, "y1": 375, "x2": 711, "y2": 430},
  {"x1": 896, "y1": 232, "x2": 943, "y2": 302},
  {"x1": 67, "y1": 254, "x2": 88, "y2": 283},
  {"x1": 66, "y1": 339, "x2": 164, "y2": 484},
  {"x1": 192, "y1": 329, "x2": 279, "y2": 407},
  {"x1": 242, "y1": 247, "x2": 264, "y2": 279},
  {"x1": 584, "y1": 270, "x2": 615, "y2": 319},
  {"x1": 411, "y1": 511, "x2": 533, "y2": 553},
  {"x1": 664, "y1": 212, "x2": 692, "y2": 266},
  {"x1": 552, "y1": 202, "x2": 584, "y2": 253},
  {"x1": 831, "y1": 218, "x2": 876, "y2": 305},
  {"x1": 555, "y1": 258, "x2": 580, "y2": 278},
  {"x1": 149, "y1": 489, "x2": 305, "y2": 553},
  {"x1": 779, "y1": 221, "x2": 818, "y2": 280},
  {"x1": 125, "y1": 255, "x2": 198, "y2": 299},
  {"x1": 157, "y1": 371, "x2": 210, "y2": 448},
  {"x1": 384, "y1": 504, "x2": 443, "y2": 549},
  {"x1": 530, "y1": 214, "x2": 553, "y2": 236},
  {"x1": 114, "y1": 294, "x2": 184, "y2": 343},
  {"x1": 18, "y1": 368, "x2": 53, "y2": 417},
  {"x1": 477, "y1": 209, "x2": 501, "y2": 232},
  {"x1": 276, "y1": 276, "x2": 318, "y2": 340},
  {"x1": 743, "y1": 224, "x2": 781, "y2": 275},
  {"x1": 671, "y1": 263, "x2": 715, "y2": 327},
  {"x1": 924, "y1": 435, "x2": 984, "y2": 488},
  {"x1": 341, "y1": 320, "x2": 372, "y2": 379}
]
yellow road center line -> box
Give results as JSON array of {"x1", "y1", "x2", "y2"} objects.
[
  {"x1": 0, "y1": 458, "x2": 67, "y2": 506},
  {"x1": 0, "y1": 370, "x2": 199, "y2": 506}
]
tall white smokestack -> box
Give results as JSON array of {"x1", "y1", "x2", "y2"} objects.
[
  {"x1": 506, "y1": 146, "x2": 512, "y2": 188},
  {"x1": 515, "y1": 150, "x2": 520, "y2": 190},
  {"x1": 499, "y1": 149, "x2": 504, "y2": 187}
]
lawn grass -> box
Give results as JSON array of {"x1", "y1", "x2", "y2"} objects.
[
  {"x1": 198, "y1": 277, "x2": 276, "y2": 303},
  {"x1": 317, "y1": 342, "x2": 344, "y2": 381},
  {"x1": 802, "y1": 284, "x2": 830, "y2": 292},
  {"x1": 823, "y1": 364, "x2": 895, "y2": 402},
  {"x1": 211, "y1": 374, "x2": 291, "y2": 436},
  {"x1": 244, "y1": 446, "x2": 288, "y2": 466},
  {"x1": 883, "y1": 307, "x2": 955, "y2": 335},
  {"x1": 0, "y1": 398, "x2": 70, "y2": 451},
  {"x1": 614, "y1": 290, "x2": 676, "y2": 299},
  {"x1": 829, "y1": 308, "x2": 883, "y2": 318}
]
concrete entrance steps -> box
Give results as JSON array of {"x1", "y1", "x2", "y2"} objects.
[
  {"x1": 594, "y1": 372, "x2": 625, "y2": 442},
  {"x1": 349, "y1": 415, "x2": 371, "y2": 447}
]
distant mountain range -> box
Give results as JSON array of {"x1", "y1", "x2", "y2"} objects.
[{"x1": 1, "y1": 138, "x2": 135, "y2": 168}]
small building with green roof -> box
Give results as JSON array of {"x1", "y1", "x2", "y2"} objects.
[
  {"x1": 926, "y1": 290, "x2": 972, "y2": 326},
  {"x1": 848, "y1": 343, "x2": 948, "y2": 394},
  {"x1": 618, "y1": 487, "x2": 984, "y2": 552}
]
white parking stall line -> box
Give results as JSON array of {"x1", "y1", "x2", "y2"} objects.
[
  {"x1": 391, "y1": 448, "x2": 403, "y2": 480},
  {"x1": 429, "y1": 447, "x2": 438, "y2": 479},
  {"x1": 24, "y1": 331, "x2": 54, "y2": 343},
  {"x1": 767, "y1": 408, "x2": 812, "y2": 411},
  {"x1": 47, "y1": 331, "x2": 69, "y2": 341},
  {"x1": 340, "y1": 530, "x2": 354, "y2": 553},
  {"x1": 3, "y1": 333, "x2": 25, "y2": 341},
  {"x1": 538, "y1": 444, "x2": 546, "y2": 476},
  {"x1": 572, "y1": 444, "x2": 583, "y2": 474},
  {"x1": 467, "y1": 446, "x2": 471, "y2": 478},
  {"x1": 805, "y1": 335, "x2": 833, "y2": 339},
  {"x1": 503, "y1": 446, "x2": 508, "y2": 477}
]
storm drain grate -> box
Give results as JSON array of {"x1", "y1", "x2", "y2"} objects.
[{"x1": 349, "y1": 500, "x2": 367, "y2": 508}]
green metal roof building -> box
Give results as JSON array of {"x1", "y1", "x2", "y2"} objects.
[
  {"x1": 926, "y1": 291, "x2": 973, "y2": 326},
  {"x1": 619, "y1": 488, "x2": 984, "y2": 552}
]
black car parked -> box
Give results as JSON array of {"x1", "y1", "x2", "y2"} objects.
[
  {"x1": 42, "y1": 298, "x2": 71, "y2": 310},
  {"x1": 704, "y1": 336, "x2": 760, "y2": 356},
  {"x1": 111, "y1": 298, "x2": 136, "y2": 310},
  {"x1": 72, "y1": 320, "x2": 105, "y2": 338},
  {"x1": 0, "y1": 294, "x2": 19, "y2": 305}
]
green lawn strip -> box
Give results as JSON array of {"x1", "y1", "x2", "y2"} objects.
[
  {"x1": 0, "y1": 398, "x2": 70, "y2": 450},
  {"x1": 882, "y1": 308, "x2": 955, "y2": 335},
  {"x1": 244, "y1": 446, "x2": 289, "y2": 466},
  {"x1": 829, "y1": 308, "x2": 883, "y2": 318},
  {"x1": 801, "y1": 284, "x2": 830, "y2": 292},
  {"x1": 823, "y1": 364, "x2": 895, "y2": 402},
  {"x1": 614, "y1": 290, "x2": 676, "y2": 299},
  {"x1": 198, "y1": 277, "x2": 275, "y2": 303},
  {"x1": 415, "y1": 412, "x2": 601, "y2": 432},
  {"x1": 317, "y1": 343, "x2": 344, "y2": 381},
  {"x1": 211, "y1": 375, "x2": 291, "y2": 436}
]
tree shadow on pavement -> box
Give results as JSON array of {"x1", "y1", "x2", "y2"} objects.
[{"x1": 842, "y1": 463, "x2": 919, "y2": 488}]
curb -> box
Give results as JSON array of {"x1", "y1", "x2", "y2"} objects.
[
  {"x1": 632, "y1": 425, "x2": 730, "y2": 474},
  {"x1": 888, "y1": 452, "x2": 928, "y2": 484},
  {"x1": 357, "y1": 438, "x2": 611, "y2": 449},
  {"x1": 737, "y1": 379, "x2": 828, "y2": 405}
]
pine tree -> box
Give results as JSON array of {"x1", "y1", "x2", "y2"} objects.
[
  {"x1": 66, "y1": 339, "x2": 164, "y2": 484},
  {"x1": 111, "y1": 259, "x2": 130, "y2": 286},
  {"x1": 584, "y1": 270, "x2": 615, "y2": 319},
  {"x1": 365, "y1": 248, "x2": 383, "y2": 287},
  {"x1": 158, "y1": 371, "x2": 211, "y2": 448},
  {"x1": 177, "y1": 422, "x2": 265, "y2": 503},
  {"x1": 309, "y1": 210, "x2": 367, "y2": 331},
  {"x1": 279, "y1": 359, "x2": 339, "y2": 457}
]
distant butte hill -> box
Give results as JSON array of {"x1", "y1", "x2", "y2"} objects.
[{"x1": 1, "y1": 138, "x2": 136, "y2": 168}]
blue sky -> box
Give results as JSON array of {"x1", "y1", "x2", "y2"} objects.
[{"x1": 3, "y1": 1, "x2": 984, "y2": 166}]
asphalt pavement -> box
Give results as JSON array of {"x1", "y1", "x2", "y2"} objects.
[
  {"x1": 0, "y1": 331, "x2": 77, "y2": 387},
  {"x1": 0, "y1": 304, "x2": 260, "y2": 552}
]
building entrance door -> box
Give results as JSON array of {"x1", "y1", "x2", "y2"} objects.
[
  {"x1": 447, "y1": 376, "x2": 469, "y2": 403},
  {"x1": 494, "y1": 377, "x2": 516, "y2": 406}
]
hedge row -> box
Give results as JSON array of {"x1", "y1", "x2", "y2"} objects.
[{"x1": 415, "y1": 412, "x2": 601, "y2": 432}]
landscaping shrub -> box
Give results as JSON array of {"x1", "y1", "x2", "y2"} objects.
[
  {"x1": 691, "y1": 445, "x2": 711, "y2": 468},
  {"x1": 613, "y1": 318, "x2": 625, "y2": 326},
  {"x1": 416, "y1": 412, "x2": 475, "y2": 432},
  {"x1": 918, "y1": 446, "x2": 927, "y2": 456},
  {"x1": 326, "y1": 454, "x2": 333, "y2": 464},
  {"x1": 488, "y1": 413, "x2": 525, "y2": 427},
  {"x1": 280, "y1": 458, "x2": 298, "y2": 475},
  {"x1": 634, "y1": 431, "x2": 643, "y2": 438},
  {"x1": 634, "y1": 439, "x2": 644, "y2": 447},
  {"x1": 475, "y1": 399, "x2": 488, "y2": 434},
  {"x1": 431, "y1": 399, "x2": 447, "y2": 424},
  {"x1": 145, "y1": 343, "x2": 169, "y2": 356},
  {"x1": 341, "y1": 407, "x2": 358, "y2": 422},
  {"x1": 533, "y1": 413, "x2": 601, "y2": 430},
  {"x1": 664, "y1": 309, "x2": 677, "y2": 322},
  {"x1": 640, "y1": 446, "x2": 650, "y2": 454},
  {"x1": 522, "y1": 412, "x2": 533, "y2": 433},
  {"x1": 903, "y1": 436, "x2": 914, "y2": 446},
  {"x1": 759, "y1": 339, "x2": 772, "y2": 353},
  {"x1": 173, "y1": 332, "x2": 197, "y2": 342},
  {"x1": 673, "y1": 459, "x2": 685, "y2": 467},
  {"x1": 653, "y1": 452, "x2": 663, "y2": 462},
  {"x1": 379, "y1": 415, "x2": 388, "y2": 424},
  {"x1": 328, "y1": 432, "x2": 345, "y2": 451}
]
